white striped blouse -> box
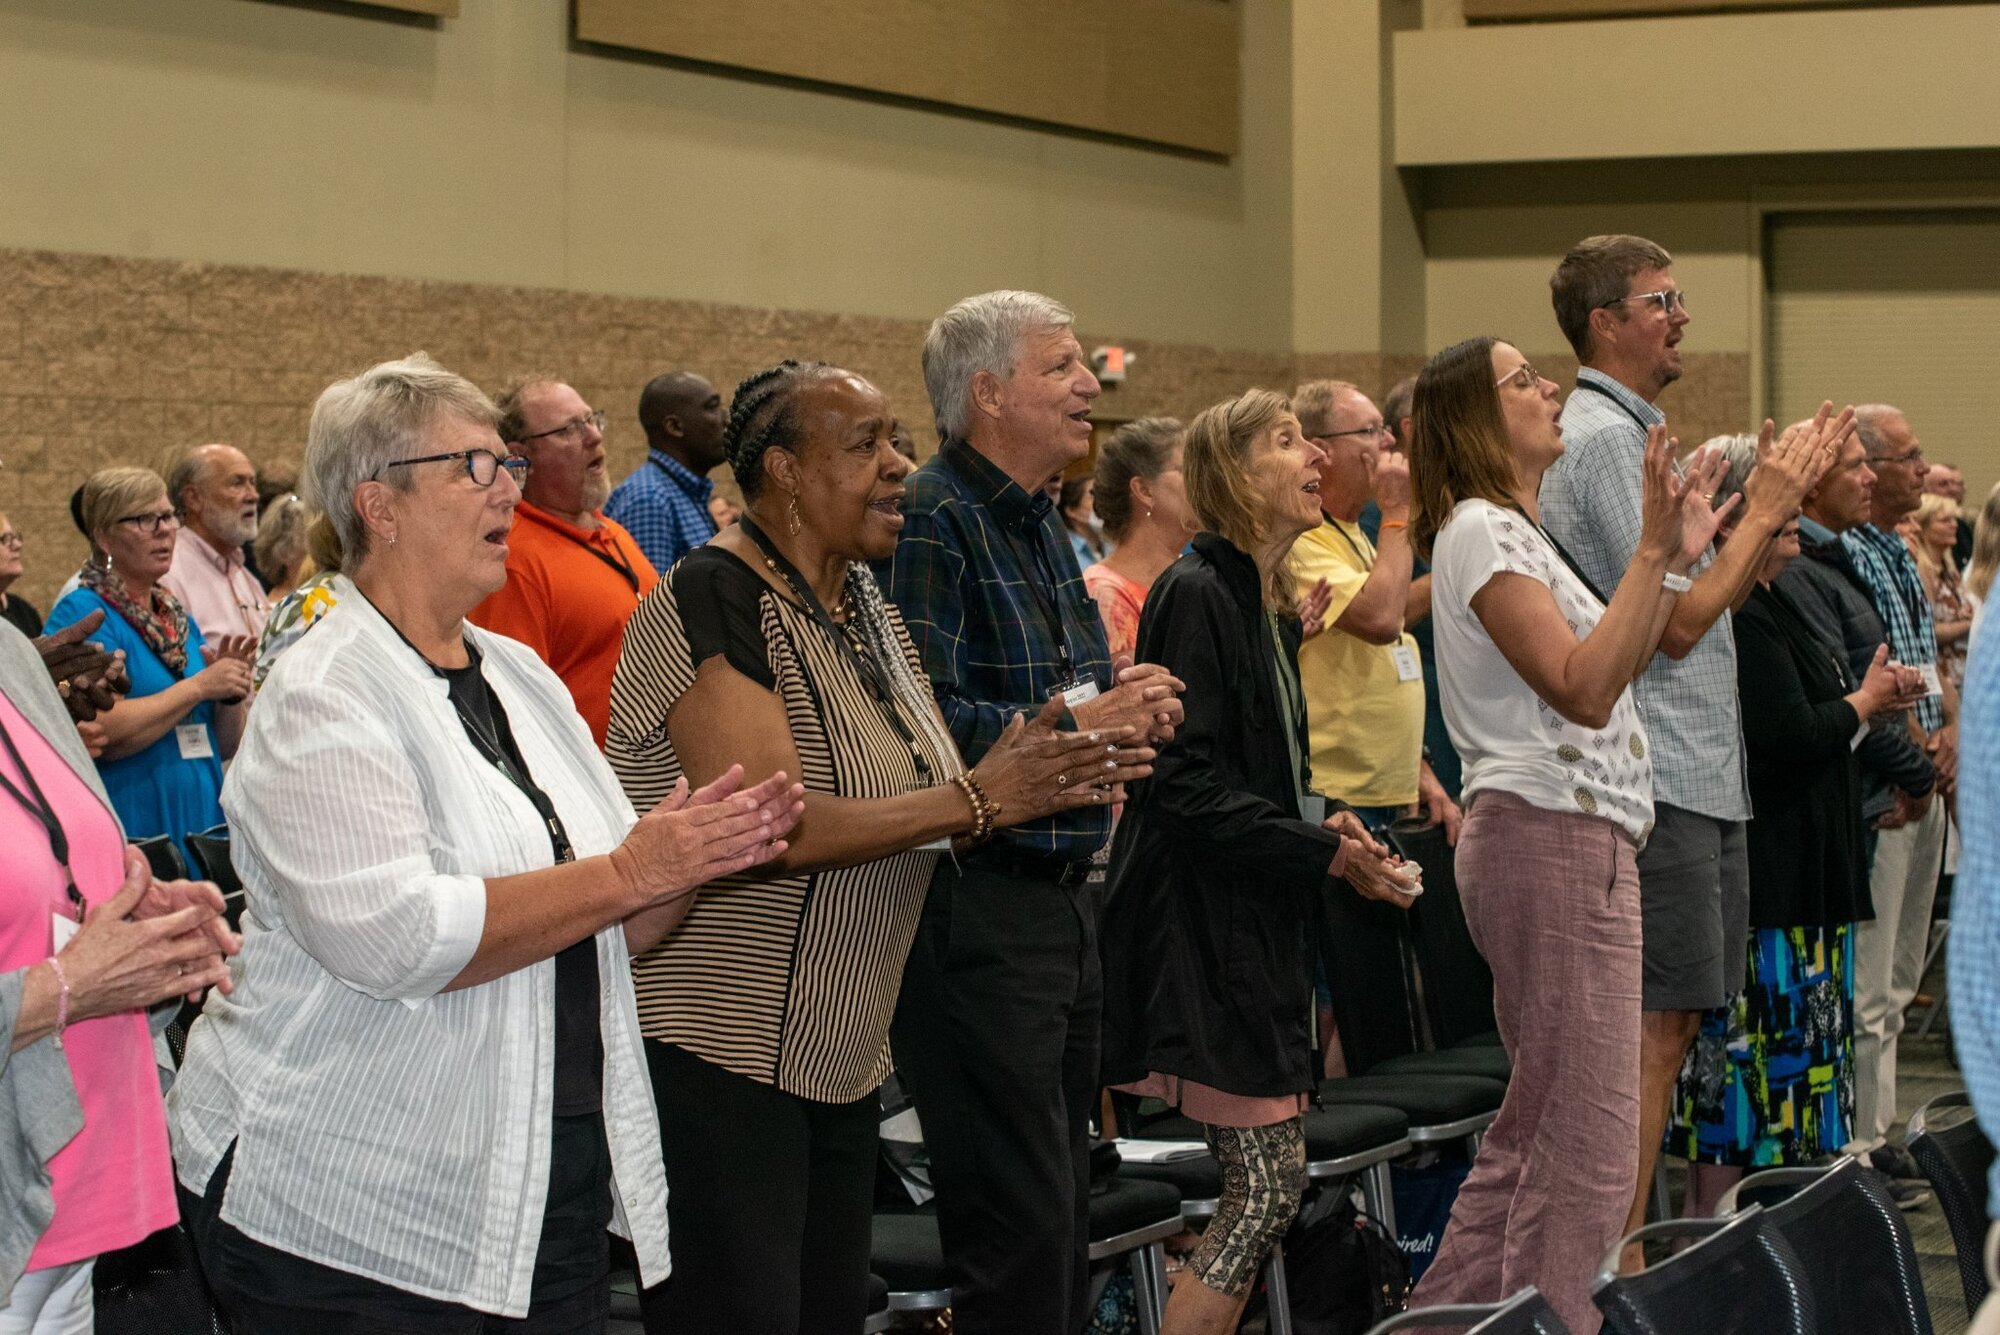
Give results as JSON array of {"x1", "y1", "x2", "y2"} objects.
[{"x1": 166, "y1": 593, "x2": 670, "y2": 1318}]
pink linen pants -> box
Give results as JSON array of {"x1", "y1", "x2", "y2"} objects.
[{"x1": 1409, "y1": 789, "x2": 1642, "y2": 1335}]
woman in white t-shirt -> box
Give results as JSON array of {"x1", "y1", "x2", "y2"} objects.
[{"x1": 1404, "y1": 337, "x2": 1729, "y2": 1332}]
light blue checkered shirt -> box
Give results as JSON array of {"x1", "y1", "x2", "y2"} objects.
[
  {"x1": 1539, "y1": 369, "x2": 1750, "y2": 821},
  {"x1": 1841, "y1": 522, "x2": 1944, "y2": 732},
  {"x1": 1948, "y1": 622, "x2": 2000, "y2": 1205},
  {"x1": 604, "y1": 448, "x2": 718, "y2": 574}
]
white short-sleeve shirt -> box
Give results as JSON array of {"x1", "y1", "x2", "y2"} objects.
[{"x1": 1431, "y1": 498, "x2": 1655, "y2": 845}]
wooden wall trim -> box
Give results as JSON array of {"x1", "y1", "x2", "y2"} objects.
[
  {"x1": 574, "y1": 0, "x2": 1239, "y2": 156},
  {"x1": 1464, "y1": 0, "x2": 1975, "y2": 20}
]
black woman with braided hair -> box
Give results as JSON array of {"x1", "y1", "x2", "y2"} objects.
[{"x1": 604, "y1": 360, "x2": 1158, "y2": 1334}]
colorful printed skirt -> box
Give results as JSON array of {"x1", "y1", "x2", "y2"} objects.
[{"x1": 1663, "y1": 923, "x2": 1855, "y2": 1167}]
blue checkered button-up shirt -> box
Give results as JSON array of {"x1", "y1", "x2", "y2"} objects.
[
  {"x1": 882, "y1": 438, "x2": 1113, "y2": 858},
  {"x1": 1540, "y1": 368, "x2": 1751, "y2": 821},
  {"x1": 1841, "y1": 522, "x2": 1944, "y2": 732},
  {"x1": 1948, "y1": 624, "x2": 2000, "y2": 1204},
  {"x1": 605, "y1": 448, "x2": 719, "y2": 574}
]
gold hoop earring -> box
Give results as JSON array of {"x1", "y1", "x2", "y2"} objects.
[{"x1": 787, "y1": 492, "x2": 802, "y2": 537}]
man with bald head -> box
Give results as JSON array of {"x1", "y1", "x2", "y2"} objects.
[
  {"x1": 1839, "y1": 402, "x2": 1957, "y2": 1188},
  {"x1": 605, "y1": 370, "x2": 729, "y2": 573},
  {"x1": 162, "y1": 442, "x2": 271, "y2": 651},
  {"x1": 471, "y1": 375, "x2": 658, "y2": 744}
]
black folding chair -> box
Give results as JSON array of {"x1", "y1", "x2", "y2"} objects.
[
  {"x1": 1907, "y1": 1089, "x2": 1996, "y2": 1318},
  {"x1": 1590, "y1": 1206, "x2": 1815, "y2": 1335},
  {"x1": 132, "y1": 833, "x2": 188, "y2": 882},
  {"x1": 1368, "y1": 1286, "x2": 1569, "y2": 1334},
  {"x1": 1387, "y1": 818, "x2": 1497, "y2": 1048},
  {"x1": 1715, "y1": 1156, "x2": 1932, "y2": 1335},
  {"x1": 184, "y1": 824, "x2": 245, "y2": 932}
]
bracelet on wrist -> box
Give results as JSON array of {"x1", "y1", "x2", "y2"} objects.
[
  {"x1": 952, "y1": 773, "x2": 1000, "y2": 844},
  {"x1": 45, "y1": 955, "x2": 70, "y2": 1044},
  {"x1": 1379, "y1": 519, "x2": 1409, "y2": 532},
  {"x1": 1662, "y1": 570, "x2": 1692, "y2": 594}
]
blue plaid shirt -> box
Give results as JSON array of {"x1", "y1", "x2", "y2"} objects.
[
  {"x1": 1541, "y1": 369, "x2": 1750, "y2": 821},
  {"x1": 882, "y1": 438, "x2": 1113, "y2": 858},
  {"x1": 604, "y1": 448, "x2": 718, "y2": 574},
  {"x1": 1948, "y1": 623, "x2": 2000, "y2": 1204},
  {"x1": 1842, "y1": 523, "x2": 1944, "y2": 732}
]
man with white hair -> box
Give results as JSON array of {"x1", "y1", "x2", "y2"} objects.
[
  {"x1": 469, "y1": 376, "x2": 657, "y2": 745},
  {"x1": 162, "y1": 442, "x2": 270, "y2": 650},
  {"x1": 1839, "y1": 403, "x2": 1956, "y2": 1191},
  {"x1": 884, "y1": 290, "x2": 1184, "y2": 1333}
]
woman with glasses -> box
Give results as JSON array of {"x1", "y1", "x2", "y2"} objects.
[
  {"x1": 43, "y1": 468, "x2": 255, "y2": 866},
  {"x1": 0, "y1": 515, "x2": 39, "y2": 640},
  {"x1": 169, "y1": 354, "x2": 804, "y2": 1332},
  {"x1": 1406, "y1": 340, "x2": 1724, "y2": 1331}
]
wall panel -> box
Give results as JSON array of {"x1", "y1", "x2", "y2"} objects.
[{"x1": 574, "y1": 0, "x2": 1239, "y2": 156}]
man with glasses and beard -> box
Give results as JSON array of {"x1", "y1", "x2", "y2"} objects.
[
  {"x1": 470, "y1": 376, "x2": 658, "y2": 745},
  {"x1": 1538, "y1": 234, "x2": 1835, "y2": 1266},
  {"x1": 163, "y1": 442, "x2": 272, "y2": 652}
]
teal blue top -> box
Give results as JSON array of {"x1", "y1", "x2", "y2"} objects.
[{"x1": 44, "y1": 590, "x2": 222, "y2": 865}]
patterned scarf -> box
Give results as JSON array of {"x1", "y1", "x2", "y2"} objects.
[{"x1": 79, "y1": 557, "x2": 190, "y2": 675}]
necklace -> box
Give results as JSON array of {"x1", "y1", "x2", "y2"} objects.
[{"x1": 761, "y1": 554, "x2": 851, "y2": 622}]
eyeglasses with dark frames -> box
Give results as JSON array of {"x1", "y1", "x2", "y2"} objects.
[
  {"x1": 0, "y1": 531, "x2": 21, "y2": 550},
  {"x1": 373, "y1": 449, "x2": 530, "y2": 488},
  {"x1": 1868, "y1": 447, "x2": 1925, "y2": 468},
  {"x1": 516, "y1": 410, "x2": 608, "y2": 444},
  {"x1": 114, "y1": 510, "x2": 181, "y2": 535},
  {"x1": 1599, "y1": 288, "x2": 1688, "y2": 316}
]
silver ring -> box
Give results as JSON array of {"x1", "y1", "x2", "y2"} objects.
[{"x1": 1056, "y1": 773, "x2": 1070, "y2": 789}]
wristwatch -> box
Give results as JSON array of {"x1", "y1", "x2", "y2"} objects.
[{"x1": 1662, "y1": 571, "x2": 1693, "y2": 594}]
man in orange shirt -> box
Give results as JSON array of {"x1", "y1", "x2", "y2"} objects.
[{"x1": 471, "y1": 376, "x2": 659, "y2": 744}]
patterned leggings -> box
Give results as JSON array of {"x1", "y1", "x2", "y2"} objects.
[{"x1": 1188, "y1": 1117, "x2": 1308, "y2": 1298}]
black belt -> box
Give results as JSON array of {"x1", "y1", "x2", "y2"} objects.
[{"x1": 965, "y1": 842, "x2": 1105, "y2": 888}]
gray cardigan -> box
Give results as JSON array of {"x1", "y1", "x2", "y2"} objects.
[{"x1": 0, "y1": 620, "x2": 117, "y2": 1301}]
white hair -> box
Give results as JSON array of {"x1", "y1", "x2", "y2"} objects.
[
  {"x1": 922, "y1": 290, "x2": 1074, "y2": 442},
  {"x1": 302, "y1": 352, "x2": 498, "y2": 565}
]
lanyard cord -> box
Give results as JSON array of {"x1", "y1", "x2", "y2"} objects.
[
  {"x1": 738, "y1": 515, "x2": 933, "y2": 782},
  {"x1": 0, "y1": 717, "x2": 86, "y2": 918}
]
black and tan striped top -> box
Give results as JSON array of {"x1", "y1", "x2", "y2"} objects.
[{"x1": 606, "y1": 546, "x2": 964, "y2": 1103}]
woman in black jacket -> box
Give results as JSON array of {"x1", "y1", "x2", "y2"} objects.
[
  {"x1": 1100, "y1": 388, "x2": 1415, "y2": 1335},
  {"x1": 1666, "y1": 482, "x2": 1919, "y2": 1215}
]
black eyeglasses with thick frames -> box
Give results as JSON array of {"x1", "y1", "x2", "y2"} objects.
[
  {"x1": 374, "y1": 449, "x2": 530, "y2": 488},
  {"x1": 516, "y1": 410, "x2": 607, "y2": 445},
  {"x1": 1599, "y1": 288, "x2": 1688, "y2": 317},
  {"x1": 114, "y1": 509, "x2": 181, "y2": 535}
]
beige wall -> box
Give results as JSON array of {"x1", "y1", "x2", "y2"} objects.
[
  {"x1": 1396, "y1": 4, "x2": 2000, "y2": 166},
  {"x1": 0, "y1": 0, "x2": 1295, "y2": 352}
]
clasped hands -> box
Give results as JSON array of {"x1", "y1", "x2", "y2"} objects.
[{"x1": 1323, "y1": 810, "x2": 1420, "y2": 910}]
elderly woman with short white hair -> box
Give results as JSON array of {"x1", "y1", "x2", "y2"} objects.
[{"x1": 169, "y1": 353, "x2": 803, "y2": 1332}]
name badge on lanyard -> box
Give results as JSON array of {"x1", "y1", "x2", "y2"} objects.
[
  {"x1": 1916, "y1": 662, "x2": 1944, "y2": 699},
  {"x1": 1058, "y1": 678, "x2": 1101, "y2": 710},
  {"x1": 1390, "y1": 643, "x2": 1422, "y2": 683},
  {"x1": 176, "y1": 724, "x2": 215, "y2": 761}
]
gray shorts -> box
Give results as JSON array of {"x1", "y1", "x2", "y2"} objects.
[{"x1": 1635, "y1": 803, "x2": 1749, "y2": 1012}]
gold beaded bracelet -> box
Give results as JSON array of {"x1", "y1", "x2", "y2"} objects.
[{"x1": 952, "y1": 773, "x2": 1000, "y2": 844}]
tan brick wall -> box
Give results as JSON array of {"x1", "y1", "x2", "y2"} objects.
[{"x1": 0, "y1": 247, "x2": 1751, "y2": 612}]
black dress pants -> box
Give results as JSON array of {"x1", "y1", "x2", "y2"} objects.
[
  {"x1": 180, "y1": 1114, "x2": 612, "y2": 1334},
  {"x1": 637, "y1": 1040, "x2": 879, "y2": 1334},
  {"x1": 890, "y1": 859, "x2": 1103, "y2": 1334}
]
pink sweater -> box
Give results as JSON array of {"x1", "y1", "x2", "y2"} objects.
[{"x1": 0, "y1": 694, "x2": 176, "y2": 1269}]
